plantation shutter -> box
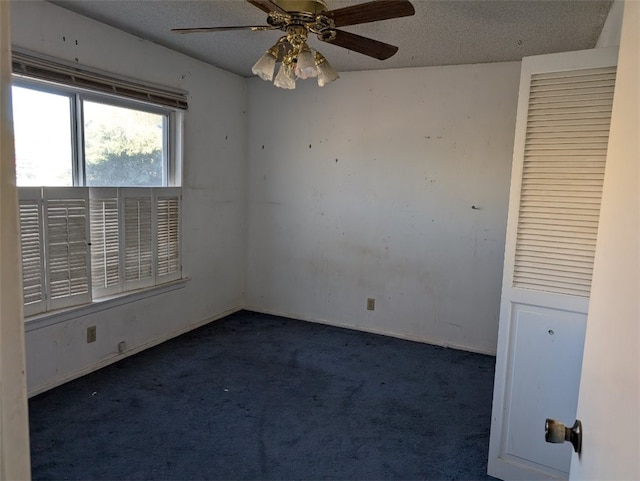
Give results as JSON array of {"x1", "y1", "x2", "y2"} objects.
[
  {"x1": 19, "y1": 188, "x2": 46, "y2": 316},
  {"x1": 89, "y1": 188, "x2": 121, "y2": 297},
  {"x1": 156, "y1": 188, "x2": 181, "y2": 282},
  {"x1": 43, "y1": 187, "x2": 92, "y2": 310},
  {"x1": 19, "y1": 187, "x2": 182, "y2": 316},
  {"x1": 122, "y1": 188, "x2": 155, "y2": 290},
  {"x1": 513, "y1": 67, "x2": 616, "y2": 297}
]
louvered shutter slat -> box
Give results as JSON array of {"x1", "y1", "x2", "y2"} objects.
[
  {"x1": 530, "y1": 80, "x2": 615, "y2": 90},
  {"x1": 527, "y1": 111, "x2": 612, "y2": 122},
  {"x1": 531, "y1": 76, "x2": 616, "y2": 86},
  {"x1": 516, "y1": 253, "x2": 595, "y2": 266},
  {"x1": 526, "y1": 130, "x2": 611, "y2": 140},
  {"x1": 19, "y1": 190, "x2": 46, "y2": 315},
  {"x1": 518, "y1": 231, "x2": 598, "y2": 245},
  {"x1": 527, "y1": 125, "x2": 611, "y2": 134},
  {"x1": 522, "y1": 191, "x2": 604, "y2": 201},
  {"x1": 89, "y1": 189, "x2": 121, "y2": 297},
  {"x1": 531, "y1": 66, "x2": 616, "y2": 81},
  {"x1": 513, "y1": 67, "x2": 615, "y2": 297},
  {"x1": 44, "y1": 188, "x2": 92, "y2": 310},
  {"x1": 515, "y1": 258, "x2": 594, "y2": 274},
  {"x1": 527, "y1": 116, "x2": 613, "y2": 127},
  {"x1": 529, "y1": 96, "x2": 614, "y2": 108},
  {"x1": 156, "y1": 189, "x2": 181, "y2": 282},
  {"x1": 123, "y1": 191, "x2": 155, "y2": 289}
]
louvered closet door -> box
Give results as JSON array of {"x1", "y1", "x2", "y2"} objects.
[{"x1": 488, "y1": 48, "x2": 618, "y2": 481}]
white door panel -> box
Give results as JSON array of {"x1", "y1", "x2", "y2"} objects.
[{"x1": 503, "y1": 305, "x2": 586, "y2": 475}]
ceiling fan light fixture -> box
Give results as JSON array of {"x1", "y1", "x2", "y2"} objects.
[
  {"x1": 252, "y1": 22, "x2": 339, "y2": 89},
  {"x1": 315, "y1": 52, "x2": 339, "y2": 87},
  {"x1": 174, "y1": 0, "x2": 415, "y2": 90},
  {"x1": 294, "y1": 47, "x2": 318, "y2": 79},
  {"x1": 274, "y1": 62, "x2": 296, "y2": 89},
  {"x1": 251, "y1": 45, "x2": 279, "y2": 81}
]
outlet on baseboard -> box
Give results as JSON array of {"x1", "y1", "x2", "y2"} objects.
[
  {"x1": 87, "y1": 326, "x2": 96, "y2": 343},
  {"x1": 367, "y1": 298, "x2": 375, "y2": 311}
]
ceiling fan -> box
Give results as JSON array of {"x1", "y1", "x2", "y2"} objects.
[{"x1": 172, "y1": 0, "x2": 415, "y2": 89}]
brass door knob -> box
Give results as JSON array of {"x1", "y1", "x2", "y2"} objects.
[{"x1": 545, "y1": 418, "x2": 582, "y2": 454}]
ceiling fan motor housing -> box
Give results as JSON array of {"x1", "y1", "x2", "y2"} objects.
[{"x1": 273, "y1": 0, "x2": 328, "y2": 15}]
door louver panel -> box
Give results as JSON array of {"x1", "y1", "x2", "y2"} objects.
[
  {"x1": 156, "y1": 189, "x2": 181, "y2": 281},
  {"x1": 513, "y1": 67, "x2": 616, "y2": 297}
]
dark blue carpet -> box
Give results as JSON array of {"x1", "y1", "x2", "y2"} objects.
[{"x1": 29, "y1": 310, "x2": 497, "y2": 480}]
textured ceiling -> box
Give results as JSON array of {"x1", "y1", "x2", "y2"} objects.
[{"x1": 48, "y1": 0, "x2": 613, "y2": 77}]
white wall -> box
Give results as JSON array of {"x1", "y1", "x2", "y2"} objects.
[
  {"x1": 246, "y1": 62, "x2": 520, "y2": 354},
  {"x1": 570, "y1": 0, "x2": 639, "y2": 478},
  {"x1": 11, "y1": 1, "x2": 248, "y2": 395},
  {"x1": 11, "y1": 2, "x2": 522, "y2": 395}
]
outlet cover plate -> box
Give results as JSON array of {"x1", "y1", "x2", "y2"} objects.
[{"x1": 367, "y1": 298, "x2": 375, "y2": 311}]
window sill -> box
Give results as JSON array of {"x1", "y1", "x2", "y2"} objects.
[{"x1": 25, "y1": 278, "x2": 189, "y2": 333}]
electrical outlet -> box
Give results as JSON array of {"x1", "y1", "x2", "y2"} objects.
[
  {"x1": 87, "y1": 326, "x2": 96, "y2": 343},
  {"x1": 367, "y1": 298, "x2": 375, "y2": 311}
]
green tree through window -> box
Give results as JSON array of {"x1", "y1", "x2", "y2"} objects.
[{"x1": 84, "y1": 101, "x2": 165, "y2": 187}]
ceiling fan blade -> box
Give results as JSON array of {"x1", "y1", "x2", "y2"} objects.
[
  {"x1": 324, "y1": 0, "x2": 415, "y2": 27},
  {"x1": 172, "y1": 26, "x2": 276, "y2": 34},
  {"x1": 320, "y1": 29, "x2": 398, "y2": 60},
  {"x1": 245, "y1": 0, "x2": 288, "y2": 15}
]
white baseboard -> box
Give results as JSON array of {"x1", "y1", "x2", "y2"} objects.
[{"x1": 243, "y1": 305, "x2": 497, "y2": 357}]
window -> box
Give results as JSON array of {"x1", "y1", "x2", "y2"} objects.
[
  {"x1": 12, "y1": 51, "x2": 187, "y2": 317},
  {"x1": 12, "y1": 82, "x2": 175, "y2": 187}
]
